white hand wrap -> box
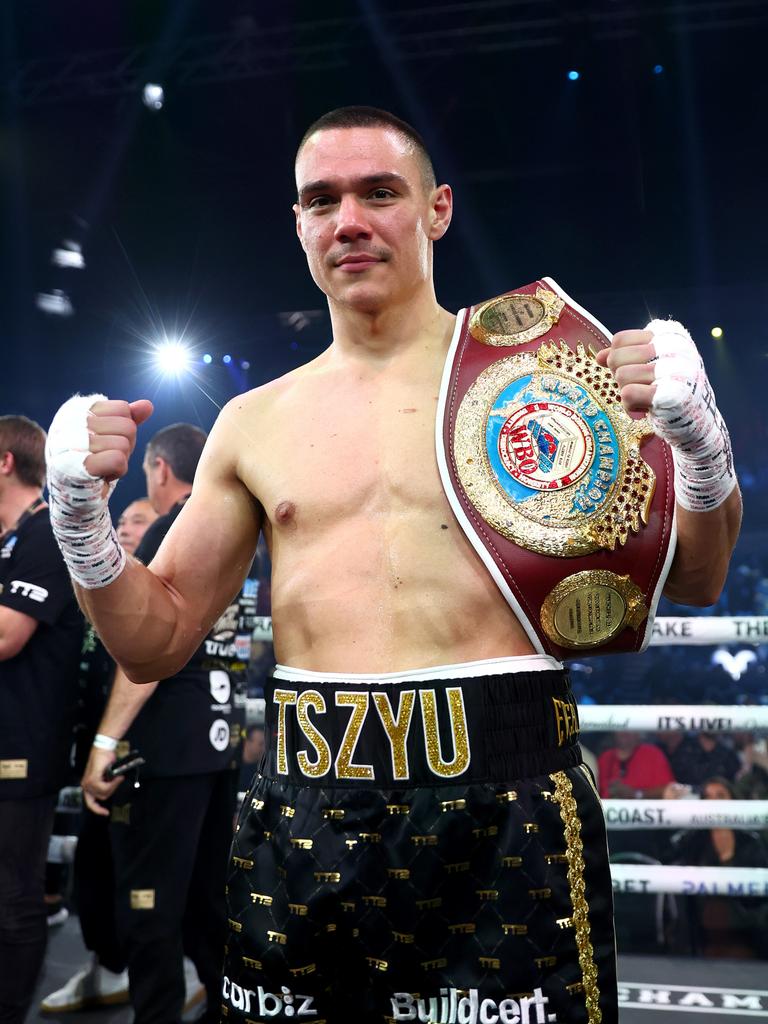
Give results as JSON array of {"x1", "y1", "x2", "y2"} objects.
[
  {"x1": 647, "y1": 319, "x2": 736, "y2": 512},
  {"x1": 46, "y1": 394, "x2": 127, "y2": 589}
]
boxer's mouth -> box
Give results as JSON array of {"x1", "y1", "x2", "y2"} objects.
[{"x1": 335, "y1": 253, "x2": 384, "y2": 270}]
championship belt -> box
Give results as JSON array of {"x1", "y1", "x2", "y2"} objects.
[{"x1": 437, "y1": 277, "x2": 677, "y2": 659}]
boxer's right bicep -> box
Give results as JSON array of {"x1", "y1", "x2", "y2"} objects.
[
  {"x1": 142, "y1": 429, "x2": 262, "y2": 675},
  {"x1": 79, "y1": 400, "x2": 263, "y2": 682}
]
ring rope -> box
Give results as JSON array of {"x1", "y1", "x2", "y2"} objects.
[
  {"x1": 603, "y1": 799, "x2": 768, "y2": 830},
  {"x1": 578, "y1": 705, "x2": 768, "y2": 732},
  {"x1": 253, "y1": 615, "x2": 768, "y2": 646},
  {"x1": 610, "y1": 863, "x2": 768, "y2": 897}
]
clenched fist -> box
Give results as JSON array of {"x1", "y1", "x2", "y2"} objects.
[
  {"x1": 594, "y1": 329, "x2": 656, "y2": 414},
  {"x1": 84, "y1": 399, "x2": 154, "y2": 482},
  {"x1": 47, "y1": 393, "x2": 154, "y2": 589}
]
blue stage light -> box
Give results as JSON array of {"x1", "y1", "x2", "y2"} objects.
[
  {"x1": 653, "y1": 64, "x2": 664, "y2": 75},
  {"x1": 202, "y1": 353, "x2": 212, "y2": 364},
  {"x1": 241, "y1": 360, "x2": 250, "y2": 370},
  {"x1": 222, "y1": 354, "x2": 232, "y2": 365},
  {"x1": 568, "y1": 70, "x2": 580, "y2": 82}
]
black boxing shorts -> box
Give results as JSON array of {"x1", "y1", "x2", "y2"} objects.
[{"x1": 223, "y1": 659, "x2": 617, "y2": 1024}]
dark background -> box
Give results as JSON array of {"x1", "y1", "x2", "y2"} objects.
[{"x1": 2, "y1": 0, "x2": 766, "y2": 531}]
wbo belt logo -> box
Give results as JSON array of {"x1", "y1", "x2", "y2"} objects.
[
  {"x1": 272, "y1": 686, "x2": 471, "y2": 782},
  {"x1": 391, "y1": 987, "x2": 557, "y2": 1023}
]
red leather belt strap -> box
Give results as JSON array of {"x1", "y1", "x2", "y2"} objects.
[{"x1": 437, "y1": 277, "x2": 676, "y2": 659}]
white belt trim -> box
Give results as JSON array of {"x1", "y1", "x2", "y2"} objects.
[{"x1": 273, "y1": 654, "x2": 564, "y2": 685}]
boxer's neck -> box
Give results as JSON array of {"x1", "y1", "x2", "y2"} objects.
[{"x1": 327, "y1": 291, "x2": 454, "y2": 366}]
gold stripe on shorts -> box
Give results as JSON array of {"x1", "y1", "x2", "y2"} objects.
[{"x1": 550, "y1": 770, "x2": 602, "y2": 1023}]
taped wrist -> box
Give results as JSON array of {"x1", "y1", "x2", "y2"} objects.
[
  {"x1": 647, "y1": 319, "x2": 736, "y2": 512},
  {"x1": 46, "y1": 394, "x2": 127, "y2": 589}
]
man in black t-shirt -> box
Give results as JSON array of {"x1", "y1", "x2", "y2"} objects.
[
  {"x1": 0, "y1": 415, "x2": 83, "y2": 1024},
  {"x1": 40, "y1": 498, "x2": 161, "y2": 1015},
  {"x1": 80, "y1": 424, "x2": 255, "y2": 1024}
]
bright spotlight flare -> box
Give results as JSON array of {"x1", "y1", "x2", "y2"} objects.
[
  {"x1": 142, "y1": 83, "x2": 165, "y2": 111},
  {"x1": 154, "y1": 339, "x2": 191, "y2": 375}
]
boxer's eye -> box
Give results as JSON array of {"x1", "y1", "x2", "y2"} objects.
[
  {"x1": 369, "y1": 188, "x2": 396, "y2": 200},
  {"x1": 306, "y1": 195, "x2": 334, "y2": 209}
]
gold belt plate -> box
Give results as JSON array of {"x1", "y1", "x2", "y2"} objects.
[
  {"x1": 454, "y1": 340, "x2": 656, "y2": 557},
  {"x1": 541, "y1": 571, "x2": 649, "y2": 648}
]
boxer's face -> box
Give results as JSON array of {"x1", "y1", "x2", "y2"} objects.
[{"x1": 294, "y1": 126, "x2": 451, "y2": 314}]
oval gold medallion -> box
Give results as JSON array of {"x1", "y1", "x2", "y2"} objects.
[
  {"x1": 469, "y1": 286, "x2": 565, "y2": 347},
  {"x1": 540, "y1": 571, "x2": 648, "y2": 649}
]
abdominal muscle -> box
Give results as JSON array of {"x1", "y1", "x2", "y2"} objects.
[{"x1": 268, "y1": 507, "x2": 536, "y2": 674}]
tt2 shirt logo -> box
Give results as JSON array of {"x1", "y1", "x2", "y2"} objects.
[{"x1": 10, "y1": 579, "x2": 48, "y2": 603}]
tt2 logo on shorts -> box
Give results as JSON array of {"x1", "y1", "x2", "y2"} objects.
[
  {"x1": 391, "y1": 987, "x2": 558, "y2": 1023},
  {"x1": 10, "y1": 579, "x2": 48, "y2": 603},
  {"x1": 221, "y1": 977, "x2": 317, "y2": 1017}
]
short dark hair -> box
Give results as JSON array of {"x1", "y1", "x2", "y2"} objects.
[
  {"x1": 296, "y1": 105, "x2": 436, "y2": 190},
  {"x1": 702, "y1": 775, "x2": 735, "y2": 798},
  {"x1": 146, "y1": 423, "x2": 207, "y2": 486},
  {"x1": 0, "y1": 415, "x2": 46, "y2": 488}
]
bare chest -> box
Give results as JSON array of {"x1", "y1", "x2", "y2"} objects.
[{"x1": 245, "y1": 380, "x2": 448, "y2": 527}]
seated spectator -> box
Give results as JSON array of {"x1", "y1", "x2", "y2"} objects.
[
  {"x1": 669, "y1": 777, "x2": 768, "y2": 958},
  {"x1": 662, "y1": 731, "x2": 741, "y2": 790},
  {"x1": 599, "y1": 732, "x2": 678, "y2": 861},
  {"x1": 734, "y1": 734, "x2": 768, "y2": 800},
  {"x1": 598, "y1": 731, "x2": 676, "y2": 799},
  {"x1": 733, "y1": 734, "x2": 768, "y2": 850}
]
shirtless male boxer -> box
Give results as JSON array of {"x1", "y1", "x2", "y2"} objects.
[{"x1": 46, "y1": 107, "x2": 741, "y2": 1024}]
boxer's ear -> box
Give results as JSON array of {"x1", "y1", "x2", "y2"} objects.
[{"x1": 428, "y1": 184, "x2": 453, "y2": 240}]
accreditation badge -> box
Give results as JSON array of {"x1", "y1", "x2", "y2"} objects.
[{"x1": 438, "y1": 279, "x2": 676, "y2": 657}]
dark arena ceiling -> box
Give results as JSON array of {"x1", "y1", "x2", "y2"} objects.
[{"x1": 1, "y1": 0, "x2": 766, "y2": 515}]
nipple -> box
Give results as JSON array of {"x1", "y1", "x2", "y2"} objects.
[{"x1": 275, "y1": 500, "x2": 297, "y2": 525}]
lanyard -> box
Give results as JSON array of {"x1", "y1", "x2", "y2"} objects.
[{"x1": 0, "y1": 496, "x2": 45, "y2": 545}]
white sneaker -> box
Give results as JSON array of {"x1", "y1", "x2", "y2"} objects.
[
  {"x1": 40, "y1": 959, "x2": 129, "y2": 1013},
  {"x1": 182, "y1": 957, "x2": 206, "y2": 1019},
  {"x1": 45, "y1": 905, "x2": 70, "y2": 928}
]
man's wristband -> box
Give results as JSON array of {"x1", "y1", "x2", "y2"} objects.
[{"x1": 93, "y1": 733, "x2": 119, "y2": 752}]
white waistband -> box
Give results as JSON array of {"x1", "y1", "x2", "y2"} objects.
[{"x1": 272, "y1": 654, "x2": 564, "y2": 685}]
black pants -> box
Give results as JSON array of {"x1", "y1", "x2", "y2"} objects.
[
  {"x1": 73, "y1": 808, "x2": 125, "y2": 973},
  {"x1": 110, "y1": 771, "x2": 238, "y2": 1024},
  {"x1": 0, "y1": 794, "x2": 57, "y2": 1024}
]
